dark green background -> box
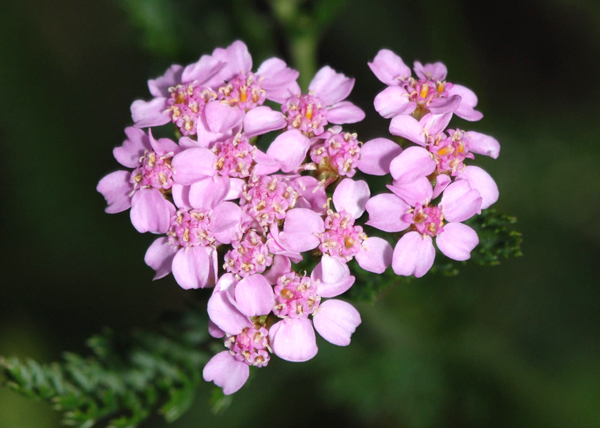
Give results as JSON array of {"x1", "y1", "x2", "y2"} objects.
[{"x1": 1, "y1": 0, "x2": 599, "y2": 426}]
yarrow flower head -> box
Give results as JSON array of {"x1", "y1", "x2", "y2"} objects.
[{"x1": 98, "y1": 40, "x2": 505, "y2": 398}]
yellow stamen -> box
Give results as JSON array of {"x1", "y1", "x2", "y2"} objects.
[
  {"x1": 420, "y1": 84, "x2": 430, "y2": 99},
  {"x1": 438, "y1": 146, "x2": 454, "y2": 156},
  {"x1": 305, "y1": 104, "x2": 313, "y2": 120}
]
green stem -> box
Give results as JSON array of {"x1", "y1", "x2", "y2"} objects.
[
  {"x1": 267, "y1": 0, "x2": 319, "y2": 92},
  {"x1": 289, "y1": 32, "x2": 318, "y2": 91}
]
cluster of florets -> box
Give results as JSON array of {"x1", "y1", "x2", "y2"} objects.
[{"x1": 98, "y1": 42, "x2": 500, "y2": 395}]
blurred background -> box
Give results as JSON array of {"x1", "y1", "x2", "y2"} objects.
[{"x1": 1, "y1": 0, "x2": 599, "y2": 426}]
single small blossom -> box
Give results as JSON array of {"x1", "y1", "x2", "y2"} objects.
[
  {"x1": 144, "y1": 185, "x2": 243, "y2": 289},
  {"x1": 282, "y1": 66, "x2": 365, "y2": 137},
  {"x1": 130, "y1": 55, "x2": 225, "y2": 134},
  {"x1": 269, "y1": 268, "x2": 361, "y2": 362},
  {"x1": 97, "y1": 127, "x2": 180, "y2": 234},
  {"x1": 366, "y1": 180, "x2": 482, "y2": 278},
  {"x1": 281, "y1": 179, "x2": 393, "y2": 276},
  {"x1": 369, "y1": 49, "x2": 483, "y2": 121},
  {"x1": 204, "y1": 273, "x2": 275, "y2": 395}
]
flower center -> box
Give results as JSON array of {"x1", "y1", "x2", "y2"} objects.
[
  {"x1": 166, "y1": 83, "x2": 216, "y2": 136},
  {"x1": 130, "y1": 150, "x2": 175, "y2": 191},
  {"x1": 282, "y1": 94, "x2": 328, "y2": 137},
  {"x1": 273, "y1": 272, "x2": 321, "y2": 319},
  {"x1": 241, "y1": 176, "x2": 299, "y2": 228},
  {"x1": 310, "y1": 132, "x2": 361, "y2": 179},
  {"x1": 211, "y1": 133, "x2": 255, "y2": 178},
  {"x1": 403, "y1": 203, "x2": 444, "y2": 237},
  {"x1": 224, "y1": 230, "x2": 273, "y2": 277},
  {"x1": 319, "y1": 210, "x2": 366, "y2": 259},
  {"x1": 428, "y1": 129, "x2": 473, "y2": 176},
  {"x1": 404, "y1": 77, "x2": 452, "y2": 120},
  {"x1": 167, "y1": 208, "x2": 215, "y2": 248},
  {"x1": 217, "y1": 72, "x2": 266, "y2": 111},
  {"x1": 225, "y1": 326, "x2": 271, "y2": 367}
]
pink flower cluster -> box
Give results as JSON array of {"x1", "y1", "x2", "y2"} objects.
[{"x1": 97, "y1": 42, "x2": 500, "y2": 395}]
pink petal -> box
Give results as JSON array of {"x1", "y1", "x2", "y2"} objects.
[
  {"x1": 203, "y1": 351, "x2": 249, "y2": 395},
  {"x1": 436, "y1": 222, "x2": 479, "y2": 261},
  {"x1": 374, "y1": 86, "x2": 416, "y2": 118},
  {"x1": 243, "y1": 106, "x2": 286, "y2": 137},
  {"x1": 252, "y1": 149, "x2": 281, "y2": 176},
  {"x1": 196, "y1": 115, "x2": 233, "y2": 147},
  {"x1": 97, "y1": 170, "x2": 133, "y2": 214},
  {"x1": 189, "y1": 176, "x2": 230, "y2": 210},
  {"x1": 256, "y1": 58, "x2": 299, "y2": 88},
  {"x1": 210, "y1": 201, "x2": 242, "y2": 233},
  {"x1": 205, "y1": 101, "x2": 245, "y2": 134},
  {"x1": 440, "y1": 180, "x2": 482, "y2": 222},
  {"x1": 113, "y1": 127, "x2": 151, "y2": 168},
  {"x1": 432, "y1": 174, "x2": 451, "y2": 199},
  {"x1": 368, "y1": 49, "x2": 412, "y2": 85},
  {"x1": 263, "y1": 255, "x2": 291, "y2": 285},
  {"x1": 207, "y1": 288, "x2": 253, "y2": 334},
  {"x1": 226, "y1": 178, "x2": 244, "y2": 201},
  {"x1": 458, "y1": 165, "x2": 499, "y2": 210},
  {"x1": 365, "y1": 193, "x2": 410, "y2": 232},
  {"x1": 130, "y1": 98, "x2": 170, "y2": 128},
  {"x1": 179, "y1": 136, "x2": 207, "y2": 150},
  {"x1": 172, "y1": 246, "x2": 211, "y2": 289},
  {"x1": 265, "y1": 81, "x2": 301, "y2": 104},
  {"x1": 208, "y1": 320, "x2": 225, "y2": 338},
  {"x1": 332, "y1": 178, "x2": 370, "y2": 219},
  {"x1": 294, "y1": 175, "x2": 328, "y2": 215},
  {"x1": 214, "y1": 272, "x2": 238, "y2": 294},
  {"x1": 148, "y1": 64, "x2": 183, "y2": 97},
  {"x1": 130, "y1": 188, "x2": 174, "y2": 234},
  {"x1": 256, "y1": 58, "x2": 300, "y2": 102},
  {"x1": 326, "y1": 101, "x2": 365, "y2": 124},
  {"x1": 358, "y1": 138, "x2": 403, "y2": 176},
  {"x1": 144, "y1": 237, "x2": 178, "y2": 280},
  {"x1": 219, "y1": 40, "x2": 252, "y2": 79},
  {"x1": 235, "y1": 274, "x2": 275, "y2": 317},
  {"x1": 320, "y1": 255, "x2": 350, "y2": 285},
  {"x1": 388, "y1": 176, "x2": 433, "y2": 206},
  {"x1": 392, "y1": 231, "x2": 435, "y2": 278},
  {"x1": 149, "y1": 134, "x2": 180, "y2": 157},
  {"x1": 267, "y1": 224, "x2": 303, "y2": 263},
  {"x1": 313, "y1": 299, "x2": 361, "y2": 346},
  {"x1": 171, "y1": 148, "x2": 217, "y2": 185},
  {"x1": 269, "y1": 318, "x2": 318, "y2": 362},
  {"x1": 281, "y1": 208, "x2": 324, "y2": 252},
  {"x1": 266, "y1": 130, "x2": 310, "y2": 173},
  {"x1": 312, "y1": 261, "x2": 355, "y2": 298},
  {"x1": 171, "y1": 184, "x2": 191, "y2": 209},
  {"x1": 389, "y1": 115, "x2": 427, "y2": 145},
  {"x1": 389, "y1": 146, "x2": 436, "y2": 184},
  {"x1": 421, "y1": 112, "x2": 453, "y2": 136},
  {"x1": 356, "y1": 237, "x2": 393, "y2": 274},
  {"x1": 427, "y1": 95, "x2": 462, "y2": 115},
  {"x1": 309, "y1": 66, "x2": 355, "y2": 106},
  {"x1": 181, "y1": 55, "x2": 225, "y2": 85},
  {"x1": 448, "y1": 84, "x2": 483, "y2": 121},
  {"x1": 465, "y1": 131, "x2": 500, "y2": 159},
  {"x1": 413, "y1": 61, "x2": 447, "y2": 81}
]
